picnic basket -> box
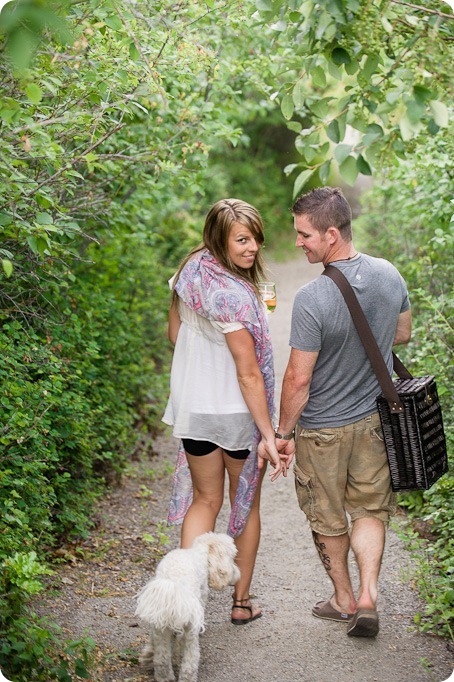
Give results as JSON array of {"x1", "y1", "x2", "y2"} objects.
[{"x1": 323, "y1": 265, "x2": 448, "y2": 492}]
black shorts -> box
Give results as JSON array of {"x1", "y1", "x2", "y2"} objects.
[{"x1": 182, "y1": 439, "x2": 250, "y2": 460}]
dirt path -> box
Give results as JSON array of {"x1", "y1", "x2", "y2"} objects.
[{"x1": 38, "y1": 258, "x2": 453, "y2": 682}]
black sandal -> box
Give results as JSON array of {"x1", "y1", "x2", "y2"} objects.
[{"x1": 231, "y1": 596, "x2": 262, "y2": 625}]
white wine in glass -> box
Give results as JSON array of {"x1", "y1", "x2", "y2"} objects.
[{"x1": 259, "y1": 282, "x2": 277, "y2": 313}]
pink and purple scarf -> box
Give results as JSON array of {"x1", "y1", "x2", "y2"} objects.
[{"x1": 167, "y1": 248, "x2": 275, "y2": 537}]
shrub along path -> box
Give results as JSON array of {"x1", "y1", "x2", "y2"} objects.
[{"x1": 36, "y1": 257, "x2": 453, "y2": 681}]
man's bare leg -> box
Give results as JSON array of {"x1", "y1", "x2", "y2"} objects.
[
  {"x1": 350, "y1": 517, "x2": 385, "y2": 610},
  {"x1": 312, "y1": 531, "x2": 357, "y2": 615}
]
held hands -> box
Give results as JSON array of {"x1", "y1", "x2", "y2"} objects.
[
  {"x1": 275, "y1": 436, "x2": 295, "y2": 472},
  {"x1": 257, "y1": 438, "x2": 286, "y2": 481},
  {"x1": 257, "y1": 431, "x2": 296, "y2": 481}
]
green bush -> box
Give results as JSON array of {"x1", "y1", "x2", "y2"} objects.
[
  {"x1": 356, "y1": 132, "x2": 453, "y2": 639},
  {"x1": 0, "y1": 233, "x2": 176, "y2": 678}
]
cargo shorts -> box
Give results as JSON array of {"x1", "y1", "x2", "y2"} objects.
[{"x1": 293, "y1": 412, "x2": 397, "y2": 536}]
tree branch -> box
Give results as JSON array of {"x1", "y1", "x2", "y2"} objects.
[{"x1": 390, "y1": 0, "x2": 454, "y2": 20}]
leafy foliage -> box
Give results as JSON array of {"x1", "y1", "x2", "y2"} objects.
[
  {"x1": 254, "y1": 0, "x2": 453, "y2": 193},
  {"x1": 356, "y1": 132, "x2": 453, "y2": 639}
]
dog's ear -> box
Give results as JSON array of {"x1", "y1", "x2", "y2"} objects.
[{"x1": 207, "y1": 535, "x2": 240, "y2": 590}]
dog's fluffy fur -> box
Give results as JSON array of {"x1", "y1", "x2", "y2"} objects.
[{"x1": 135, "y1": 532, "x2": 240, "y2": 682}]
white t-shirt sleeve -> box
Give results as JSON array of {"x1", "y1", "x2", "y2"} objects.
[{"x1": 210, "y1": 320, "x2": 244, "y2": 334}]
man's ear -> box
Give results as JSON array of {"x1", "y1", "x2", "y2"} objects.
[{"x1": 326, "y1": 226, "x2": 340, "y2": 245}]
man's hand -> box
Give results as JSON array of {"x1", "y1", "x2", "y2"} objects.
[
  {"x1": 257, "y1": 438, "x2": 285, "y2": 480},
  {"x1": 275, "y1": 437, "x2": 295, "y2": 471}
]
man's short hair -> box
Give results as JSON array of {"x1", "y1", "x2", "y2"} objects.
[{"x1": 292, "y1": 187, "x2": 352, "y2": 239}]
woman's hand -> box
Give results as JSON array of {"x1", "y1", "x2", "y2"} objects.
[
  {"x1": 257, "y1": 438, "x2": 286, "y2": 480},
  {"x1": 275, "y1": 437, "x2": 296, "y2": 472}
]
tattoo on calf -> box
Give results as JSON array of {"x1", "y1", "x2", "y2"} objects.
[{"x1": 312, "y1": 531, "x2": 331, "y2": 572}]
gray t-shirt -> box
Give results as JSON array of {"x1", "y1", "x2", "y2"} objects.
[{"x1": 289, "y1": 254, "x2": 410, "y2": 428}]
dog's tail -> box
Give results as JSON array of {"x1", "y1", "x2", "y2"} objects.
[{"x1": 135, "y1": 578, "x2": 205, "y2": 634}]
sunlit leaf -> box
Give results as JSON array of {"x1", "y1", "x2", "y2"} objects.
[
  {"x1": 381, "y1": 16, "x2": 393, "y2": 33},
  {"x1": 36, "y1": 213, "x2": 53, "y2": 225},
  {"x1": 281, "y1": 94, "x2": 294, "y2": 120},
  {"x1": 25, "y1": 83, "x2": 43, "y2": 104},
  {"x1": 310, "y1": 65, "x2": 326, "y2": 88},
  {"x1": 292, "y1": 80, "x2": 306, "y2": 109},
  {"x1": 334, "y1": 144, "x2": 352, "y2": 164},
  {"x1": 429, "y1": 100, "x2": 448, "y2": 128},
  {"x1": 293, "y1": 169, "x2": 314, "y2": 198},
  {"x1": 270, "y1": 20, "x2": 286, "y2": 31},
  {"x1": 339, "y1": 156, "x2": 358, "y2": 185},
  {"x1": 283, "y1": 163, "x2": 299, "y2": 176},
  {"x1": 2, "y1": 259, "x2": 13, "y2": 277},
  {"x1": 319, "y1": 160, "x2": 331, "y2": 184}
]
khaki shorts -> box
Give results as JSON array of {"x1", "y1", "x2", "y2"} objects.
[{"x1": 294, "y1": 412, "x2": 397, "y2": 536}]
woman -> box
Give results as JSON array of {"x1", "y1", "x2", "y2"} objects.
[{"x1": 163, "y1": 198, "x2": 283, "y2": 624}]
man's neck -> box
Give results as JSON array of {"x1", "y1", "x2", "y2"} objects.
[{"x1": 324, "y1": 244, "x2": 358, "y2": 265}]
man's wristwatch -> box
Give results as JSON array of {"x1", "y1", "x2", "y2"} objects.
[{"x1": 274, "y1": 428, "x2": 295, "y2": 440}]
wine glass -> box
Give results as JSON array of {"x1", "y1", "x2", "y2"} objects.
[{"x1": 259, "y1": 281, "x2": 277, "y2": 313}]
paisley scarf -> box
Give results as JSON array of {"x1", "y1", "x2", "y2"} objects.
[{"x1": 167, "y1": 248, "x2": 275, "y2": 537}]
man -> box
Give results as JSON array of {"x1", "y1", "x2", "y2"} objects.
[{"x1": 275, "y1": 187, "x2": 411, "y2": 637}]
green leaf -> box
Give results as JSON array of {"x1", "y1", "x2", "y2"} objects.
[
  {"x1": 283, "y1": 163, "x2": 299, "y2": 176},
  {"x1": 339, "y1": 156, "x2": 358, "y2": 185},
  {"x1": 310, "y1": 65, "x2": 326, "y2": 88},
  {"x1": 26, "y1": 236, "x2": 38, "y2": 254},
  {"x1": 36, "y1": 237, "x2": 49, "y2": 257},
  {"x1": 293, "y1": 169, "x2": 314, "y2": 198},
  {"x1": 270, "y1": 20, "x2": 287, "y2": 31},
  {"x1": 356, "y1": 154, "x2": 372, "y2": 176},
  {"x1": 362, "y1": 124, "x2": 383, "y2": 147},
  {"x1": 281, "y1": 94, "x2": 294, "y2": 120},
  {"x1": 381, "y1": 16, "x2": 393, "y2": 33},
  {"x1": 413, "y1": 85, "x2": 433, "y2": 104},
  {"x1": 36, "y1": 212, "x2": 53, "y2": 225},
  {"x1": 327, "y1": 61, "x2": 342, "y2": 80},
  {"x1": 334, "y1": 144, "x2": 352, "y2": 164},
  {"x1": 25, "y1": 83, "x2": 43, "y2": 104},
  {"x1": 309, "y1": 97, "x2": 332, "y2": 119},
  {"x1": 406, "y1": 100, "x2": 425, "y2": 124},
  {"x1": 344, "y1": 60, "x2": 359, "y2": 75},
  {"x1": 429, "y1": 100, "x2": 448, "y2": 128},
  {"x1": 399, "y1": 114, "x2": 422, "y2": 141},
  {"x1": 292, "y1": 80, "x2": 305, "y2": 109},
  {"x1": 362, "y1": 53, "x2": 379, "y2": 80},
  {"x1": 287, "y1": 121, "x2": 302, "y2": 133},
  {"x1": 427, "y1": 119, "x2": 440, "y2": 135},
  {"x1": 319, "y1": 160, "x2": 331, "y2": 184},
  {"x1": 2, "y1": 259, "x2": 13, "y2": 277},
  {"x1": 331, "y1": 47, "x2": 351, "y2": 65},
  {"x1": 129, "y1": 43, "x2": 140, "y2": 60},
  {"x1": 327, "y1": 119, "x2": 340, "y2": 143},
  {"x1": 104, "y1": 16, "x2": 123, "y2": 31}
]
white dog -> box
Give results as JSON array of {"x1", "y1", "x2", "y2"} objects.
[{"x1": 135, "y1": 532, "x2": 240, "y2": 682}]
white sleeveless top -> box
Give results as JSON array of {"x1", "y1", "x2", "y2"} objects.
[{"x1": 162, "y1": 297, "x2": 255, "y2": 450}]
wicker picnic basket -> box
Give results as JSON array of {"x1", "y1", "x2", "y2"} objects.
[
  {"x1": 323, "y1": 266, "x2": 448, "y2": 492},
  {"x1": 376, "y1": 375, "x2": 447, "y2": 491}
]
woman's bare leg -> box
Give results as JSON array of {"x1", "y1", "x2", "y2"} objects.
[
  {"x1": 224, "y1": 454, "x2": 266, "y2": 621},
  {"x1": 180, "y1": 449, "x2": 225, "y2": 549}
]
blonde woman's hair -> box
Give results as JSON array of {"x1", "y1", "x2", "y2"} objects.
[{"x1": 172, "y1": 198, "x2": 267, "y2": 300}]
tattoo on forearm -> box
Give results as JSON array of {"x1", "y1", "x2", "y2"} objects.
[{"x1": 312, "y1": 531, "x2": 331, "y2": 572}]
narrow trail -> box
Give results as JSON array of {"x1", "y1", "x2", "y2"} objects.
[{"x1": 38, "y1": 257, "x2": 453, "y2": 682}]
